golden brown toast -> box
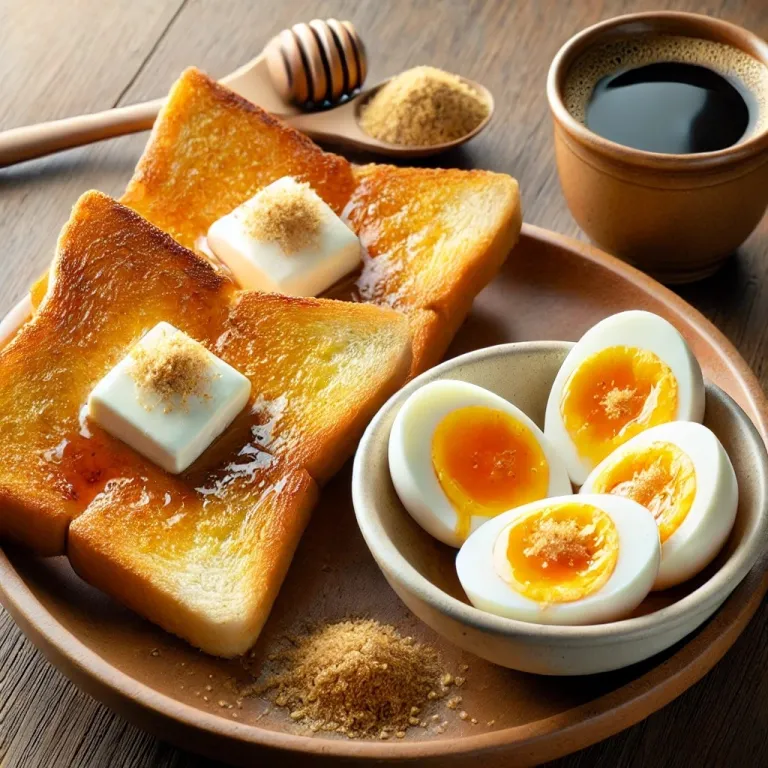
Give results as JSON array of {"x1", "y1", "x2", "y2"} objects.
[
  {"x1": 0, "y1": 191, "x2": 410, "y2": 654},
  {"x1": 116, "y1": 68, "x2": 521, "y2": 376},
  {"x1": 341, "y1": 164, "x2": 522, "y2": 372}
]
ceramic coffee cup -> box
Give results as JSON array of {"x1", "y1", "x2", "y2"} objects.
[{"x1": 547, "y1": 12, "x2": 768, "y2": 284}]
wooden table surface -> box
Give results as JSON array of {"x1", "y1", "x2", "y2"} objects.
[{"x1": 1, "y1": 0, "x2": 767, "y2": 766}]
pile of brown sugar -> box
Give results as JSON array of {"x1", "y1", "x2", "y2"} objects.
[
  {"x1": 250, "y1": 618, "x2": 469, "y2": 739},
  {"x1": 245, "y1": 181, "x2": 322, "y2": 254},
  {"x1": 131, "y1": 332, "x2": 212, "y2": 409},
  {"x1": 360, "y1": 66, "x2": 490, "y2": 146}
]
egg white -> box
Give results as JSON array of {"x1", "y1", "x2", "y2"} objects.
[
  {"x1": 456, "y1": 494, "x2": 661, "y2": 625},
  {"x1": 388, "y1": 379, "x2": 572, "y2": 548},
  {"x1": 580, "y1": 421, "x2": 738, "y2": 590},
  {"x1": 544, "y1": 311, "x2": 705, "y2": 485}
]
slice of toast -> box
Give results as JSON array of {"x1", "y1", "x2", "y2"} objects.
[
  {"x1": 69, "y1": 453, "x2": 319, "y2": 657},
  {"x1": 340, "y1": 164, "x2": 522, "y2": 372},
  {"x1": 0, "y1": 191, "x2": 410, "y2": 653},
  {"x1": 115, "y1": 68, "x2": 521, "y2": 376}
]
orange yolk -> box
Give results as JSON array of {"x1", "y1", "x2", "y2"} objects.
[
  {"x1": 503, "y1": 502, "x2": 619, "y2": 603},
  {"x1": 560, "y1": 346, "x2": 678, "y2": 465},
  {"x1": 432, "y1": 405, "x2": 549, "y2": 541},
  {"x1": 591, "y1": 440, "x2": 696, "y2": 542}
]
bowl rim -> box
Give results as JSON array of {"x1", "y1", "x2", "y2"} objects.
[
  {"x1": 352, "y1": 340, "x2": 768, "y2": 648},
  {"x1": 546, "y1": 11, "x2": 768, "y2": 172}
]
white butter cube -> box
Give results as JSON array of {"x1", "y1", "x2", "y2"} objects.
[
  {"x1": 88, "y1": 322, "x2": 251, "y2": 474},
  {"x1": 207, "y1": 176, "x2": 361, "y2": 297}
]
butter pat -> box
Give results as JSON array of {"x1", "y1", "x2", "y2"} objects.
[
  {"x1": 88, "y1": 322, "x2": 251, "y2": 474},
  {"x1": 207, "y1": 176, "x2": 361, "y2": 297}
]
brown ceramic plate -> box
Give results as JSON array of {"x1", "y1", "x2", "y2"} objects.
[{"x1": 2, "y1": 223, "x2": 767, "y2": 767}]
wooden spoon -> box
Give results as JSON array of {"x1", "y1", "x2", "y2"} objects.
[{"x1": 0, "y1": 20, "x2": 492, "y2": 166}]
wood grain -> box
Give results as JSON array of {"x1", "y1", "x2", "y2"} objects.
[{"x1": 1, "y1": 0, "x2": 767, "y2": 766}]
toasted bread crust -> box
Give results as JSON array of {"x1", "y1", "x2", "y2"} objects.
[{"x1": 0, "y1": 485, "x2": 70, "y2": 556}]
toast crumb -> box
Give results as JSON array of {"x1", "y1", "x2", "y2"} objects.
[
  {"x1": 246, "y1": 619, "x2": 468, "y2": 739},
  {"x1": 360, "y1": 66, "x2": 489, "y2": 146},
  {"x1": 446, "y1": 696, "x2": 462, "y2": 710},
  {"x1": 131, "y1": 331, "x2": 212, "y2": 410},
  {"x1": 244, "y1": 181, "x2": 322, "y2": 254},
  {"x1": 523, "y1": 518, "x2": 591, "y2": 563}
]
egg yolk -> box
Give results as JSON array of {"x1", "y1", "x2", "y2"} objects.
[
  {"x1": 591, "y1": 441, "x2": 696, "y2": 542},
  {"x1": 560, "y1": 346, "x2": 678, "y2": 466},
  {"x1": 502, "y1": 502, "x2": 619, "y2": 603},
  {"x1": 432, "y1": 405, "x2": 549, "y2": 541}
]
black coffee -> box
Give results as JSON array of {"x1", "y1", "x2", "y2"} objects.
[
  {"x1": 563, "y1": 35, "x2": 768, "y2": 156},
  {"x1": 586, "y1": 61, "x2": 751, "y2": 154}
]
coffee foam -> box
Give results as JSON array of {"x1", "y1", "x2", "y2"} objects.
[{"x1": 564, "y1": 35, "x2": 768, "y2": 139}]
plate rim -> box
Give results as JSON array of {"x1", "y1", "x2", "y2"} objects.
[{"x1": 2, "y1": 222, "x2": 767, "y2": 764}]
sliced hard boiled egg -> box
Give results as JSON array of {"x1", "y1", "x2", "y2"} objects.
[
  {"x1": 545, "y1": 311, "x2": 705, "y2": 485},
  {"x1": 580, "y1": 421, "x2": 738, "y2": 590},
  {"x1": 457, "y1": 494, "x2": 660, "y2": 625},
  {"x1": 388, "y1": 380, "x2": 572, "y2": 547}
]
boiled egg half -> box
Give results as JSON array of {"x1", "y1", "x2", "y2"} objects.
[
  {"x1": 580, "y1": 421, "x2": 737, "y2": 590},
  {"x1": 457, "y1": 494, "x2": 660, "y2": 624},
  {"x1": 388, "y1": 380, "x2": 571, "y2": 547},
  {"x1": 545, "y1": 311, "x2": 705, "y2": 485}
]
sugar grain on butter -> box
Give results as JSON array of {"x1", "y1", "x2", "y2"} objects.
[
  {"x1": 131, "y1": 333, "x2": 212, "y2": 409},
  {"x1": 243, "y1": 181, "x2": 322, "y2": 254},
  {"x1": 361, "y1": 66, "x2": 489, "y2": 146}
]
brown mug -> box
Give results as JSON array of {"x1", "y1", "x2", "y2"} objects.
[{"x1": 547, "y1": 12, "x2": 768, "y2": 284}]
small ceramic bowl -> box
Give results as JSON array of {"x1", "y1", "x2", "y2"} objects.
[
  {"x1": 352, "y1": 342, "x2": 768, "y2": 675},
  {"x1": 547, "y1": 12, "x2": 768, "y2": 284}
]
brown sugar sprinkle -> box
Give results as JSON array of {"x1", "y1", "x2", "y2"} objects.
[
  {"x1": 601, "y1": 386, "x2": 637, "y2": 420},
  {"x1": 250, "y1": 619, "x2": 466, "y2": 739},
  {"x1": 523, "y1": 518, "x2": 591, "y2": 563},
  {"x1": 621, "y1": 462, "x2": 667, "y2": 503},
  {"x1": 131, "y1": 331, "x2": 212, "y2": 410},
  {"x1": 244, "y1": 181, "x2": 322, "y2": 254},
  {"x1": 360, "y1": 66, "x2": 489, "y2": 147}
]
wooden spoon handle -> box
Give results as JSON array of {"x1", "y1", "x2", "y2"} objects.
[{"x1": 0, "y1": 98, "x2": 164, "y2": 168}]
